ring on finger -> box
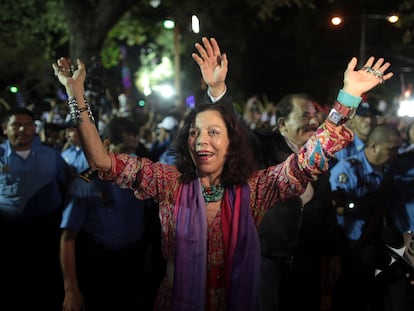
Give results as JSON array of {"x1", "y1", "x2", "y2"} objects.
[
  {"x1": 371, "y1": 69, "x2": 383, "y2": 78},
  {"x1": 362, "y1": 66, "x2": 373, "y2": 73},
  {"x1": 362, "y1": 66, "x2": 383, "y2": 78}
]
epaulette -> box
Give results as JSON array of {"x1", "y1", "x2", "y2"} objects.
[{"x1": 78, "y1": 167, "x2": 97, "y2": 183}]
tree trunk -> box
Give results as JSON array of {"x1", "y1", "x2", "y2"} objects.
[{"x1": 62, "y1": 0, "x2": 138, "y2": 66}]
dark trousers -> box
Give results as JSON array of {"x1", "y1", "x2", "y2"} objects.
[
  {"x1": 259, "y1": 254, "x2": 322, "y2": 311},
  {"x1": 76, "y1": 232, "x2": 150, "y2": 311},
  {"x1": 330, "y1": 240, "x2": 413, "y2": 311},
  {"x1": 0, "y1": 211, "x2": 63, "y2": 310}
]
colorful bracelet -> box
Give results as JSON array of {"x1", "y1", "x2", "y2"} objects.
[{"x1": 336, "y1": 89, "x2": 361, "y2": 108}]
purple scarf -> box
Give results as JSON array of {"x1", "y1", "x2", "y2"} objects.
[{"x1": 172, "y1": 179, "x2": 260, "y2": 311}]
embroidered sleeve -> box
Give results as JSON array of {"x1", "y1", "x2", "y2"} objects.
[
  {"x1": 297, "y1": 122, "x2": 353, "y2": 176},
  {"x1": 98, "y1": 152, "x2": 180, "y2": 202},
  {"x1": 250, "y1": 122, "x2": 353, "y2": 223},
  {"x1": 99, "y1": 153, "x2": 140, "y2": 188}
]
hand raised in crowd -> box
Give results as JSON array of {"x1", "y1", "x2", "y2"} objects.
[
  {"x1": 52, "y1": 58, "x2": 86, "y2": 97},
  {"x1": 192, "y1": 37, "x2": 228, "y2": 97},
  {"x1": 342, "y1": 56, "x2": 393, "y2": 97}
]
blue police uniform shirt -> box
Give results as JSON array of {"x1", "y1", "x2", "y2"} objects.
[
  {"x1": 159, "y1": 143, "x2": 176, "y2": 165},
  {"x1": 334, "y1": 134, "x2": 365, "y2": 162},
  {"x1": 0, "y1": 136, "x2": 68, "y2": 220},
  {"x1": 388, "y1": 153, "x2": 414, "y2": 233},
  {"x1": 329, "y1": 150, "x2": 384, "y2": 240},
  {"x1": 60, "y1": 176, "x2": 146, "y2": 251},
  {"x1": 61, "y1": 145, "x2": 89, "y2": 173}
]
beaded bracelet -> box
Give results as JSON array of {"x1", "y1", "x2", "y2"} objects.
[
  {"x1": 68, "y1": 97, "x2": 81, "y2": 126},
  {"x1": 68, "y1": 96, "x2": 95, "y2": 126},
  {"x1": 82, "y1": 95, "x2": 95, "y2": 123}
]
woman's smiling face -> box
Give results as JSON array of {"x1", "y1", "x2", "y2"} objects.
[{"x1": 188, "y1": 109, "x2": 230, "y2": 183}]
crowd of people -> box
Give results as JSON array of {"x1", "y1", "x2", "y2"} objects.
[{"x1": 1, "y1": 36, "x2": 414, "y2": 311}]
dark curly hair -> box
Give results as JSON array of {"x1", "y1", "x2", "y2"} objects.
[{"x1": 175, "y1": 102, "x2": 256, "y2": 185}]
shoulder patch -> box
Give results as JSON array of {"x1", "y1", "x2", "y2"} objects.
[{"x1": 338, "y1": 173, "x2": 349, "y2": 184}]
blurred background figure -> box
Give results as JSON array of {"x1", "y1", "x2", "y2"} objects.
[
  {"x1": 149, "y1": 115, "x2": 178, "y2": 162},
  {"x1": 398, "y1": 121, "x2": 414, "y2": 154},
  {"x1": 40, "y1": 97, "x2": 69, "y2": 125},
  {"x1": 39, "y1": 122, "x2": 66, "y2": 150},
  {"x1": 243, "y1": 95, "x2": 265, "y2": 129},
  {"x1": 61, "y1": 124, "x2": 90, "y2": 174}
]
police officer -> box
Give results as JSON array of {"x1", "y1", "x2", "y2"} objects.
[
  {"x1": 329, "y1": 123, "x2": 402, "y2": 311},
  {"x1": 0, "y1": 107, "x2": 73, "y2": 310}
]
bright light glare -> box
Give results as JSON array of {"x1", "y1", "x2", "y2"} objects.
[
  {"x1": 163, "y1": 19, "x2": 175, "y2": 29},
  {"x1": 331, "y1": 16, "x2": 342, "y2": 26},
  {"x1": 135, "y1": 57, "x2": 174, "y2": 97},
  {"x1": 398, "y1": 99, "x2": 414, "y2": 117},
  {"x1": 192, "y1": 15, "x2": 200, "y2": 33},
  {"x1": 149, "y1": 0, "x2": 160, "y2": 8},
  {"x1": 387, "y1": 15, "x2": 399, "y2": 23},
  {"x1": 153, "y1": 84, "x2": 174, "y2": 98},
  {"x1": 143, "y1": 86, "x2": 152, "y2": 96}
]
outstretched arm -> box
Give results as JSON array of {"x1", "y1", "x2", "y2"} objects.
[
  {"x1": 52, "y1": 58, "x2": 111, "y2": 172},
  {"x1": 297, "y1": 55, "x2": 393, "y2": 175},
  {"x1": 192, "y1": 37, "x2": 228, "y2": 98}
]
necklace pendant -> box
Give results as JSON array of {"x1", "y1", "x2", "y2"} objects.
[{"x1": 202, "y1": 184, "x2": 224, "y2": 203}]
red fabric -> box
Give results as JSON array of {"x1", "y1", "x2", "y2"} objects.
[{"x1": 222, "y1": 185, "x2": 242, "y2": 295}]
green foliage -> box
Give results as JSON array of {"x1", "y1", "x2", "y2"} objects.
[
  {"x1": 0, "y1": 0, "x2": 68, "y2": 59},
  {"x1": 101, "y1": 7, "x2": 164, "y2": 68}
]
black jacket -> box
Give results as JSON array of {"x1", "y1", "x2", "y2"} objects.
[{"x1": 253, "y1": 128, "x2": 346, "y2": 263}]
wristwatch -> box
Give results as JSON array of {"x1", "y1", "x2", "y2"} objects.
[
  {"x1": 333, "y1": 101, "x2": 357, "y2": 119},
  {"x1": 327, "y1": 101, "x2": 356, "y2": 126}
]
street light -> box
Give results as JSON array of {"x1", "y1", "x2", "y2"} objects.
[
  {"x1": 163, "y1": 15, "x2": 200, "y2": 107},
  {"x1": 330, "y1": 13, "x2": 399, "y2": 63}
]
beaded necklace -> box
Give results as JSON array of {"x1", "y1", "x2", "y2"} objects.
[{"x1": 201, "y1": 184, "x2": 225, "y2": 203}]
